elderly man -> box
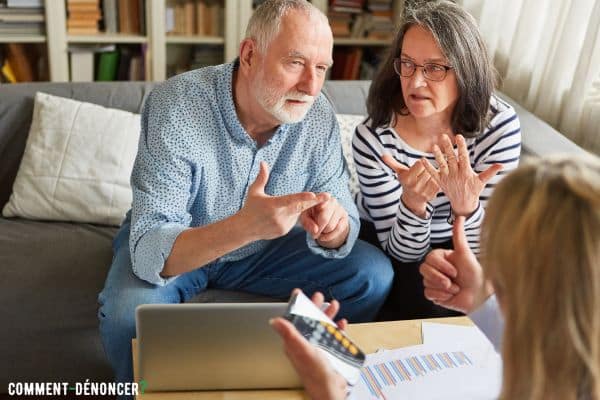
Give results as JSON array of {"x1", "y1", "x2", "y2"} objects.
[{"x1": 98, "y1": 0, "x2": 393, "y2": 385}]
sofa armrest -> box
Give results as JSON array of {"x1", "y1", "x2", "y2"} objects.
[{"x1": 497, "y1": 93, "x2": 587, "y2": 158}]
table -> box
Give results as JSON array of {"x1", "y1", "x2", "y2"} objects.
[{"x1": 133, "y1": 316, "x2": 471, "y2": 399}]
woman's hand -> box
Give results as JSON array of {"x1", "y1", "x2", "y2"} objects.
[
  {"x1": 304, "y1": 290, "x2": 348, "y2": 330},
  {"x1": 419, "y1": 216, "x2": 494, "y2": 313},
  {"x1": 424, "y1": 134, "x2": 502, "y2": 216},
  {"x1": 382, "y1": 155, "x2": 440, "y2": 218},
  {"x1": 270, "y1": 290, "x2": 347, "y2": 400},
  {"x1": 270, "y1": 318, "x2": 347, "y2": 400}
]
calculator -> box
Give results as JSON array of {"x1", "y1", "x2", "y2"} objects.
[{"x1": 285, "y1": 313, "x2": 365, "y2": 368}]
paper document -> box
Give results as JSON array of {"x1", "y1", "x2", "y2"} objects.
[
  {"x1": 422, "y1": 322, "x2": 496, "y2": 351},
  {"x1": 348, "y1": 322, "x2": 502, "y2": 399}
]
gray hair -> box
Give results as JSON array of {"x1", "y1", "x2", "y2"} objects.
[
  {"x1": 245, "y1": 0, "x2": 327, "y2": 54},
  {"x1": 367, "y1": 0, "x2": 497, "y2": 137}
]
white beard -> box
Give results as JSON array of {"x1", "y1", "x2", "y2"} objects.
[{"x1": 253, "y1": 73, "x2": 315, "y2": 124}]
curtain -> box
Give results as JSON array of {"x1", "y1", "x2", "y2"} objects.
[{"x1": 457, "y1": 0, "x2": 600, "y2": 154}]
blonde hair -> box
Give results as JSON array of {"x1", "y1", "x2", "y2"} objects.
[{"x1": 482, "y1": 155, "x2": 600, "y2": 400}]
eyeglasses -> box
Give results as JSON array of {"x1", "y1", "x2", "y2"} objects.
[{"x1": 393, "y1": 58, "x2": 453, "y2": 82}]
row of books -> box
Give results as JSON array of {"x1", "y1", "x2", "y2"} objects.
[
  {"x1": 66, "y1": 0, "x2": 145, "y2": 35},
  {"x1": 0, "y1": 43, "x2": 47, "y2": 82},
  {"x1": 106, "y1": 0, "x2": 145, "y2": 34},
  {"x1": 328, "y1": 0, "x2": 395, "y2": 40},
  {"x1": 328, "y1": 0, "x2": 363, "y2": 37},
  {"x1": 166, "y1": 44, "x2": 222, "y2": 77},
  {"x1": 67, "y1": 0, "x2": 101, "y2": 35},
  {"x1": 0, "y1": 0, "x2": 44, "y2": 35},
  {"x1": 364, "y1": 0, "x2": 395, "y2": 40},
  {"x1": 166, "y1": 0, "x2": 224, "y2": 37},
  {"x1": 330, "y1": 46, "x2": 385, "y2": 80},
  {"x1": 69, "y1": 44, "x2": 145, "y2": 81}
]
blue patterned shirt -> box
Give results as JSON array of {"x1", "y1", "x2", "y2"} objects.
[{"x1": 127, "y1": 62, "x2": 359, "y2": 285}]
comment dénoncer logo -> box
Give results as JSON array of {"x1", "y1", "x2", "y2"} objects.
[{"x1": 7, "y1": 380, "x2": 147, "y2": 396}]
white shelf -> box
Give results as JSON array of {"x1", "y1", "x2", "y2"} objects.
[
  {"x1": 67, "y1": 34, "x2": 148, "y2": 44},
  {"x1": 0, "y1": 35, "x2": 46, "y2": 43},
  {"x1": 166, "y1": 35, "x2": 224, "y2": 45}
]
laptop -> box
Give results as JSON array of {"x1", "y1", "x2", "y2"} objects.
[{"x1": 135, "y1": 303, "x2": 302, "y2": 392}]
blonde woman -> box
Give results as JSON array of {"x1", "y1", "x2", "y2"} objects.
[
  {"x1": 422, "y1": 155, "x2": 600, "y2": 399},
  {"x1": 272, "y1": 155, "x2": 600, "y2": 400}
]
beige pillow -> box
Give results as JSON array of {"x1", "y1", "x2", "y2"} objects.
[{"x1": 2, "y1": 92, "x2": 140, "y2": 225}]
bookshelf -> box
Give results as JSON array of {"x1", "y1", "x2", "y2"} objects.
[
  {"x1": 0, "y1": 0, "x2": 403, "y2": 83},
  {"x1": 0, "y1": 0, "x2": 46, "y2": 82},
  {"x1": 246, "y1": 0, "x2": 401, "y2": 79},
  {"x1": 1, "y1": 0, "x2": 236, "y2": 82},
  {"x1": 46, "y1": 0, "x2": 154, "y2": 81},
  {"x1": 325, "y1": 0, "x2": 402, "y2": 80}
]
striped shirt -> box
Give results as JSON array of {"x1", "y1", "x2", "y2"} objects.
[{"x1": 353, "y1": 95, "x2": 521, "y2": 262}]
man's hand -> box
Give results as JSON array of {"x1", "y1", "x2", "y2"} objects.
[
  {"x1": 420, "y1": 216, "x2": 493, "y2": 313},
  {"x1": 382, "y1": 155, "x2": 439, "y2": 218},
  {"x1": 300, "y1": 193, "x2": 350, "y2": 249},
  {"x1": 240, "y1": 162, "x2": 326, "y2": 241},
  {"x1": 270, "y1": 290, "x2": 347, "y2": 400}
]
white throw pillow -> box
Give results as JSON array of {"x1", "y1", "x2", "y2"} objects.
[
  {"x1": 336, "y1": 114, "x2": 365, "y2": 196},
  {"x1": 2, "y1": 92, "x2": 141, "y2": 225}
]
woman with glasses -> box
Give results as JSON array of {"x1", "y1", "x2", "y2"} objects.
[{"x1": 353, "y1": 0, "x2": 522, "y2": 319}]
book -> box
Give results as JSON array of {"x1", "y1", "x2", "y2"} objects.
[
  {"x1": 67, "y1": 19, "x2": 99, "y2": 28},
  {"x1": 128, "y1": 53, "x2": 143, "y2": 80},
  {"x1": 138, "y1": 0, "x2": 145, "y2": 35},
  {"x1": 116, "y1": 46, "x2": 132, "y2": 80},
  {"x1": 165, "y1": 5, "x2": 175, "y2": 33},
  {"x1": 6, "y1": 0, "x2": 43, "y2": 7},
  {"x1": 1, "y1": 58, "x2": 17, "y2": 83},
  {"x1": 95, "y1": 49, "x2": 119, "y2": 80},
  {"x1": 204, "y1": 0, "x2": 223, "y2": 36},
  {"x1": 184, "y1": 0, "x2": 194, "y2": 35},
  {"x1": 0, "y1": 10, "x2": 44, "y2": 23},
  {"x1": 117, "y1": 0, "x2": 129, "y2": 33},
  {"x1": 0, "y1": 21, "x2": 44, "y2": 34},
  {"x1": 202, "y1": 0, "x2": 212, "y2": 35},
  {"x1": 194, "y1": 0, "x2": 205, "y2": 35},
  {"x1": 69, "y1": 44, "x2": 116, "y2": 81},
  {"x1": 69, "y1": 47, "x2": 94, "y2": 81},
  {"x1": 102, "y1": 0, "x2": 118, "y2": 33},
  {"x1": 66, "y1": 1, "x2": 99, "y2": 13},
  {"x1": 344, "y1": 47, "x2": 362, "y2": 79},
  {"x1": 67, "y1": 26, "x2": 98, "y2": 34},
  {"x1": 5, "y1": 43, "x2": 34, "y2": 81},
  {"x1": 129, "y1": 0, "x2": 140, "y2": 33}
]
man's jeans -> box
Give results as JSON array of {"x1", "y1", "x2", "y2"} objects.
[{"x1": 98, "y1": 222, "x2": 393, "y2": 385}]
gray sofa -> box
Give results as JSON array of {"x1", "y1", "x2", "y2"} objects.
[{"x1": 0, "y1": 80, "x2": 586, "y2": 391}]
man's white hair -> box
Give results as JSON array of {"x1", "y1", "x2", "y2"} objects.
[{"x1": 245, "y1": 0, "x2": 328, "y2": 54}]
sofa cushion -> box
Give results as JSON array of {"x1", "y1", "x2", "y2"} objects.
[
  {"x1": 336, "y1": 113, "x2": 366, "y2": 195},
  {"x1": 2, "y1": 92, "x2": 141, "y2": 226},
  {"x1": 0, "y1": 82, "x2": 155, "y2": 212},
  {"x1": 0, "y1": 217, "x2": 117, "y2": 385}
]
